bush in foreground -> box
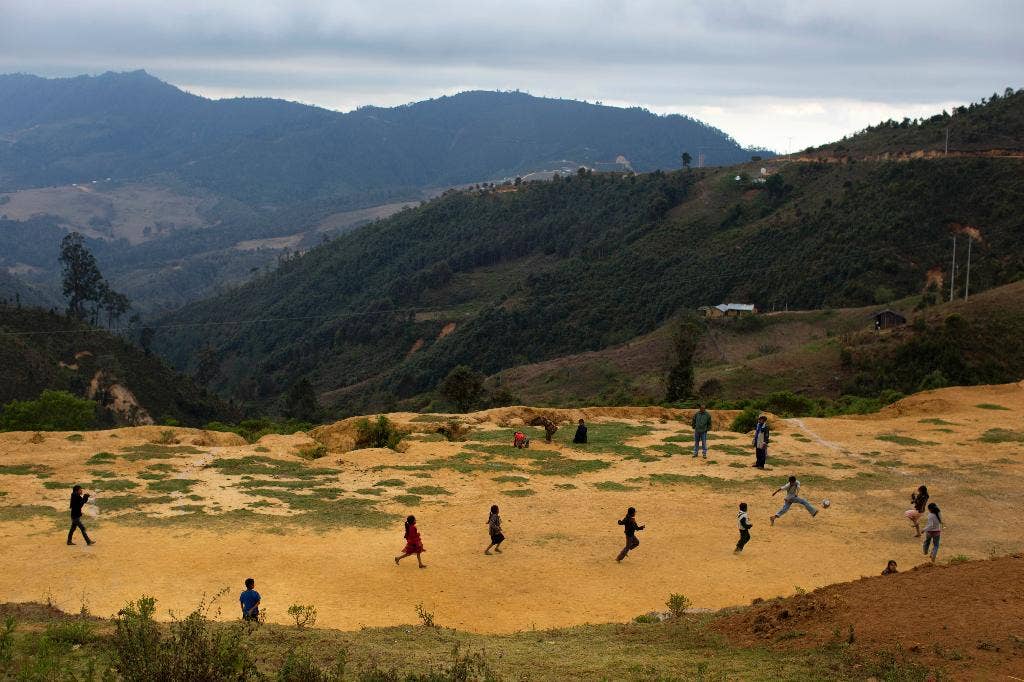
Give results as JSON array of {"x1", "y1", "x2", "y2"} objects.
[{"x1": 0, "y1": 390, "x2": 98, "y2": 431}]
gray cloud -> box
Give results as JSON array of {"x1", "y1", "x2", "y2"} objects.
[{"x1": 1, "y1": 0, "x2": 1020, "y2": 150}]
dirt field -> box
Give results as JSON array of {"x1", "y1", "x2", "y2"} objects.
[{"x1": 1, "y1": 383, "x2": 1022, "y2": 634}]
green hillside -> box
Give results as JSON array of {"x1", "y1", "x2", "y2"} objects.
[
  {"x1": 815, "y1": 87, "x2": 1024, "y2": 155},
  {"x1": 0, "y1": 306, "x2": 230, "y2": 426},
  {"x1": 156, "y1": 161, "x2": 1023, "y2": 414}
]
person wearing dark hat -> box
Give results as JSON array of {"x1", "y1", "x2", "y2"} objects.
[{"x1": 752, "y1": 414, "x2": 770, "y2": 469}]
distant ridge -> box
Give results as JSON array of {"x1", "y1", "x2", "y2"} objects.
[{"x1": 0, "y1": 70, "x2": 770, "y2": 203}]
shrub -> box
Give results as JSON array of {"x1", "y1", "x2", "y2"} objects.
[
  {"x1": 730, "y1": 408, "x2": 760, "y2": 433},
  {"x1": 277, "y1": 648, "x2": 346, "y2": 681},
  {"x1": 153, "y1": 429, "x2": 178, "y2": 445},
  {"x1": 43, "y1": 618, "x2": 94, "y2": 645},
  {"x1": 438, "y1": 365, "x2": 486, "y2": 412},
  {"x1": 286, "y1": 604, "x2": 318, "y2": 629},
  {"x1": 415, "y1": 603, "x2": 436, "y2": 627},
  {"x1": 0, "y1": 616, "x2": 14, "y2": 668},
  {"x1": 354, "y1": 415, "x2": 404, "y2": 450},
  {"x1": 297, "y1": 444, "x2": 328, "y2": 460},
  {"x1": 436, "y1": 419, "x2": 470, "y2": 442},
  {"x1": 761, "y1": 391, "x2": 815, "y2": 417},
  {"x1": 0, "y1": 390, "x2": 97, "y2": 431},
  {"x1": 666, "y1": 593, "x2": 692, "y2": 618},
  {"x1": 112, "y1": 594, "x2": 258, "y2": 681}
]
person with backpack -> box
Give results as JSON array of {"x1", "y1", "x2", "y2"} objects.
[
  {"x1": 692, "y1": 405, "x2": 712, "y2": 459},
  {"x1": 66, "y1": 485, "x2": 95, "y2": 546},
  {"x1": 923, "y1": 503, "x2": 943, "y2": 562},
  {"x1": 769, "y1": 475, "x2": 818, "y2": 526},
  {"x1": 752, "y1": 415, "x2": 770, "y2": 469},
  {"x1": 394, "y1": 515, "x2": 426, "y2": 568},
  {"x1": 615, "y1": 507, "x2": 645, "y2": 561},
  {"x1": 735, "y1": 502, "x2": 753, "y2": 553}
]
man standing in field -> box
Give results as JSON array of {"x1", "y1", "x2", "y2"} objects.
[
  {"x1": 66, "y1": 485, "x2": 94, "y2": 545},
  {"x1": 752, "y1": 414, "x2": 770, "y2": 469},
  {"x1": 769, "y1": 475, "x2": 818, "y2": 526},
  {"x1": 692, "y1": 404, "x2": 711, "y2": 459}
]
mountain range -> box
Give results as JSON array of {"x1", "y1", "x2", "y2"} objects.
[{"x1": 0, "y1": 70, "x2": 768, "y2": 312}]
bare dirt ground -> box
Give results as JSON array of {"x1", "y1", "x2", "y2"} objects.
[{"x1": 1, "y1": 383, "x2": 1022, "y2": 634}]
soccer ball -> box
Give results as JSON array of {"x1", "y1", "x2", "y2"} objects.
[{"x1": 821, "y1": 499, "x2": 831, "y2": 509}]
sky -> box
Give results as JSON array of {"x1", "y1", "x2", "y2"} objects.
[{"x1": 1, "y1": 0, "x2": 1021, "y2": 152}]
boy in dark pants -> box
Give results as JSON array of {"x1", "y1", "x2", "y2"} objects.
[
  {"x1": 67, "y1": 485, "x2": 94, "y2": 545},
  {"x1": 735, "y1": 502, "x2": 752, "y2": 553}
]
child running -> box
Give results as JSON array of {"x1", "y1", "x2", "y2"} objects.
[
  {"x1": 922, "y1": 502, "x2": 943, "y2": 562},
  {"x1": 485, "y1": 504, "x2": 505, "y2": 555},
  {"x1": 904, "y1": 485, "x2": 929, "y2": 537},
  {"x1": 395, "y1": 515, "x2": 426, "y2": 568},
  {"x1": 615, "y1": 507, "x2": 645, "y2": 561},
  {"x1": 735, "y1": 502, "x2": 753, "y2": 553},
  {"x1": 769, "y1": 475, "x2": 818, "y2": 526}
]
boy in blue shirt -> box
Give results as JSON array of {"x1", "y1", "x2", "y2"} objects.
[{"x1": 240, "y1": 578, "x2": 261, "y2": 622}]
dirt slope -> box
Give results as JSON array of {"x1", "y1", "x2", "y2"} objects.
[{"x1": 715, "y1": 555, "x2": 1024, "y2": 679}]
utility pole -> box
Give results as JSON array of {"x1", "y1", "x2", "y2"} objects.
[
  {"x1": 786, "y1": 136, "x2": 794, "y2": 155},
  {"x1": 944, "y1": 128, "x2": 950, "y2": 155},
  {"x1": 949, "y1": 234, "x2": 957, "y2": 302},
  {"x1": 964, "y1": 236, "x2": 972, "y2": 300}
]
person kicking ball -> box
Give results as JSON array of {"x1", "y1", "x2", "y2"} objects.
[{"x1": 769, "y1": 476, "x2": 818, "y2": 526}]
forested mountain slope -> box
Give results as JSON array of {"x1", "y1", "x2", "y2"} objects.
[
  {"x1": 0, "y1": 307, "x2": 229, "y2": 425},
  {"x1": 0, "y1": 71, "x2": 763, "y2": 204},
  {"x1": 156, "y1": 149, "x2": 1024, "y2": 414}
]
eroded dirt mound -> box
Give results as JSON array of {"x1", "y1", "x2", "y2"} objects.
[
  {"x1": 875, "y1": 380, "x2": 1024, "y2": 418},
  {"x1": 715, "y1": 555, "x2": 1024, "y2": 677}
]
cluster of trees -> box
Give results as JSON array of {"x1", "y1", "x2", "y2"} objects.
[{"x1": 59, "y1": 232, "x2": 132, "y2": 327}]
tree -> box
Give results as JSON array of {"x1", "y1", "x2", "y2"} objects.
[
  {"x1": 0, "y1": 390, "x2": 97, "y2": 431},
  {"x1": 681, "y1": 152, "x2": 692, "y2": 169},
  {"x1": 59, "y1": 232, "x2": 105, "y2": 319},
  {"x1": 193, "y1": 346, "x2": 220, "y2": 386},
  {"x1": 100, "y1": 285, "x2": 131, "y2": 329},
  {"x1": 139, "y1": 326, "x2": 155, "y2": 356},
  {"x1": 283, "y1": 378, "x2": 320, "y2": 422},
  {"x1": 665, "y1": 319, "x2": 701, "y2": 402},
  {"x1": 439, "y1": 365, "x2": 486, "y2": 412}
]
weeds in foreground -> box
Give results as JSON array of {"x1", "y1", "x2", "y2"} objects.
[
  {"x1": 415, "y1": 604, "x2": 436, "y2": 628},
  {"x1": 666, "y1": 594, "x2": 692, "y2": 619},
  {"x1": 287, "y1": 604, "x2": 318, "y2": 630}
]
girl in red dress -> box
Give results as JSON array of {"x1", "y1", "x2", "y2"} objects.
[{"x1": 394, "y1": 515, "x2": 426, "y2": 568}]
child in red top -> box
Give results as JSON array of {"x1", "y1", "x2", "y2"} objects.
[{"x1": 394, "y1": 515, "x2": 426, "y2": 568}]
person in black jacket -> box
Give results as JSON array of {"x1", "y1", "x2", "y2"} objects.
[
  {"x1": 67, "y1": 485, "x2": 94, "y2": 546},
  {"x1": 572, "y1": 419, "x2": 588, "y2": 444},
  {"x1": 752, "y1": 415, "x2": 770, "y2": 469},
  {"x1": 615, "y1": 507, "x2": 645, "y2": 561}
]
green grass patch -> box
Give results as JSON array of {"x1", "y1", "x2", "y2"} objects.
[
  {"x1": 978, "y1": 429, "x2": 1024, "y2": 443},
  {"x1": 492, "y1": 475, "x2": 530, "y2": 484},
  {"x1": 873, "y1": 460, "x2": 904, "y2": 468},
  {"x1": 253, "y1": 446, "x2": 271, "y2": 452},
  {"x1": 728, "y1": 462, "x2": 748, "y2": 468},
  {"x1": 643, "y1": 473, "x2": 751, "y2": 491},
  {"x1": 43, "y1": 481, "x2": 73, "y2": 489},
  {"x1": 594, "y1": 481, "x2": 639, "y2": 492},
  {"x1": 85, "y1": 452, "x2": 116, "y2": 464},
  {"x1": 876, "y1": 434, "x2": 939, "y2": 447},
  {"x1": 237, "y1": 486, "x2": 396, "y2": 527},
  {"x1": 0, "y1": 504, "x2": 60, "y2": 521},
  {"x1": 236, "y1": 478, "x2": 313, "y2": 490},
  {"x1": 207, "y1": 455, "x2": 338, "y2": 479},
  {"x1": 119, "y1": 444, "x2": 204, "y2": 460},
  {"x1": 146, "y1": 479, "x2": 199, "y2": 494},
  {"x1": 88, "y1": 469, "x2": 118, "y2": 478},
  {"x1": 501, "y1": 489, "x2": 536, "y2": 497},
  {"x1": 355, "y1": 488, "x2": 385, "y2": 496},
  {"x1": 90, "y1": 479, "x2": 139, "y2": 492},
  {"x1": 830, "y1": 462, "x2": 855, "y2": 470},
  {"x1": 405, "y1": 486, "x2": 452, "y2": 496},
  {"x1": 375, "y1": 452, "x2": 520, "y2": 475},
  {"x1": 97, "y1": 494, "x2": 174, "y2": 511},
  {"x1": 170, "y1": 504, "x2": 205, "y2": 513},
  {"x1": 713, "y1": 444, "x2": 749, "y2": 457},
  {"x1": 554, "y1": 483, "x2": 577, "y2": 490},
  {"x1": 137, "y1": 472, "x2": 167, "y2": 480},
  {"x1": 650, "y1": 443, "x2": 688, "y2": 457},
  {"x1": 373, "y1": 479, "x2": 405, "y2": 487},
  {"x1": 919, "y1": 418, "x2": 957, "y2": 425},
  {"x1": 393, "y1": 494, "x2": 422, "y2": 506},
  {"x1": 65, "y1": 434, "x2": 84, "y2": 442},
  {"x1": 0, "y1": 463, "x2": 54, "y2": 477},
  {"x1": 975, "y1": 403, "x2": 1010, "y2": 411}
]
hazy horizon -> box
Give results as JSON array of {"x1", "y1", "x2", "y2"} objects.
[{"x1": 2, "y1": 0, "x2": 1021, "y2": 153}]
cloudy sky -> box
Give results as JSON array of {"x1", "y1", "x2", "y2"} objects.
[{"x1": 2, "y1": 0, "x2": 1020, "y2": 151}]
